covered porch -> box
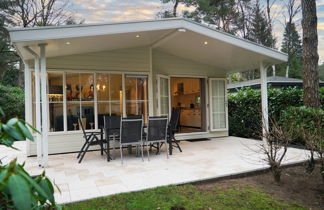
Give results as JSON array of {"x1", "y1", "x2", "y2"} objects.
[
  {"x1": 8, "y1": 18, "x2": 288, "y2": 167},
  {"x1": 2, "y1": 137, "x2": 308, "y2": 204}
]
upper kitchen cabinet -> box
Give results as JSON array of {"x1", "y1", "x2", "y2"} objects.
[{"x1": 184, "y1": 78, "x2": 200, "y2": 94}]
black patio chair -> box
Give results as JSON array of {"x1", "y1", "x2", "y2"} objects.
[
  {"x1": 104, "y1": 115, "x2": 121, "y2": 161},
  {"x1": 77, "y1": 117, "x2": 104, "y2": 163},
  {"x1": 119, "y1": 116, "x2": 144, "y2": 164},
  {"x1": 149, "y1": 109, "x2": 182, "y2": 155},
  {"x1": 167, "y1": 108, "x2": 182, "y2": 155},
  {"x1": 126, "y1": 114, "x2": 142, "y2": 119},
  {"x1": 145, "y1": 116, "x2": 169, "y2": 161}
]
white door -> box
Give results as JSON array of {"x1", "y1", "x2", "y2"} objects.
[
  {"x1": 157, "y1": 75, "x2": 170, "y2": 116},
  {"x1": 209, "y1": 78, "x2": 228, "y2": 131}
]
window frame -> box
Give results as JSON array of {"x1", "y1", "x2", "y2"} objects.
[{"x1": 31, "y1": 70, "x2": 150, "y2": 135}]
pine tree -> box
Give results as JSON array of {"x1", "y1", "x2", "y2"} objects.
[
  {"x1": 248, "y1": 0, "x2": 275, "y2": 48},
  {"x1": 183, "y1": 0, "x2": 239, "y2": 34},
  {"x1": 281, "y1": 22, "x2": 302, "y2": 78}
]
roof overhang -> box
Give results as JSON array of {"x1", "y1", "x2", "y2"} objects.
[{"x1": 8, "y1": 18, "x2": 288, "y2": 72}]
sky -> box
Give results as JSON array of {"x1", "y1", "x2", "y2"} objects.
[{"x1": 69, "y1": 0, "x2": 324, "y2": 63}]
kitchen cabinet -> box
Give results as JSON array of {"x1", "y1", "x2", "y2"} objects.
[
  {"x1": 180, "y1": 109, "x2": 201, "y2": 128},
  {"x1": 184, "y1": 79, "x2": 200, "y2": 94}
]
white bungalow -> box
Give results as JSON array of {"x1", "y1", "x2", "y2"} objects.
[{"x1": 8, "y1": 18, "x2": 287, "y2": 167}]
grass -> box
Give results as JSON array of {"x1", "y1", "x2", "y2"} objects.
[{"x1": 64, "y1": 184, "x2": 305, "y2": 210}]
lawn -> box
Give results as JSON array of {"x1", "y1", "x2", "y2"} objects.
[{"x1": 65, "y1": 184, "x2": 305, "y2": 210}]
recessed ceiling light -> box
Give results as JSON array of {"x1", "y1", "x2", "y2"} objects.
[
  {"x1": 136, "y1": 34, "x2": 140, "y2": 38},
  {"x1": 66, "y1": 41, "x2": 71, "y2": 45},
  {"x1": 204, "y1": 41, "x2": 208, "y2": 45},
  {"x1": 178, "y1": 28, "x2": 186, "y2": 32}
]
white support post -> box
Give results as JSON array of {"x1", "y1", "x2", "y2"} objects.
[
  {"x1": 39, "y1": 43, "x2": 48, "y2": 167},
  {"x1": 24, "y1": 46, "x2": 42, "y2": 166},
  {"x1": 34, "y1": 54, "x2": 42, "y2": 166},
  {"x1": 148, "y1": 47, "x2": 154, "y2": 116},
  {"x1": 24, "y1": 62, "x2": 32, "y2": 156},
  {"x1": 260, "y1": 62, "x2": 269, "y2": 142}
]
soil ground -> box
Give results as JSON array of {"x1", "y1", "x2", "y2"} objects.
[{"x1": 195, "y1": 163, "x2": 324, "y2": 209}]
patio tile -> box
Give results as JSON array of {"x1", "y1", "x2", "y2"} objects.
[
  {"x1": 2, "y1": 137, "x2": 310, "y2": 204},
  {"x1": 69, "y1": 187, "x2": 101, "y2": 202}
]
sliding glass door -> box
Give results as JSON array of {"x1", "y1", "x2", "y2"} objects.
[
  {"x1": 125, "y1": 75, "x2": 149, "y2": 121},
  {"x1": 96, "y1": 73, "x2": 123, "y2": 128}
]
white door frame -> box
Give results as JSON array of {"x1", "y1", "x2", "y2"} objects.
[
  {"x1": 157, "y1": 74, "x2": 171, "y2": 116},
  {"x1": 208, "y1": 78, "x2": 228, "y2": 132},
  {"x1": 169, "y1": 75, "x2": 209, "y2": 136}
]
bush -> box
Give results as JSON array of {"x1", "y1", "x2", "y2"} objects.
[
  {"x1": 0, "y1": 110, "x2": 59, "y2": 209},
  {"x1": 0, "y1": 84, "x2": 24, "y2": 122},
  {"x1": 281, "y1": 106, "x2": 324, "y2": 175},
  {"x1": 228, "y1": 87, "x2": 304, "y2": 139}
]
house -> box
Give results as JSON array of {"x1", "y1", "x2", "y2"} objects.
[
  {"x1": 8, "y1": 18, "x2": 287, "y2": 167},
  {"x1": 228, "y1": 76, "x2": 324, "y2": 93}
]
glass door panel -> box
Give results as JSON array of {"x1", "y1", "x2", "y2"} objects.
[
  {"x1": 209, "y1": 79, "x2": 227, "y2": 131},
  {"x1": 125, "y1": 75, "x2": 148, "y2": 121},
  {"x1": 158, "y1": 76, "x2": 170, "y2": 116}
]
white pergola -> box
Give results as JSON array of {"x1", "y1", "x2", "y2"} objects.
[{"x1": 9, "y1": 18, "x2": 287, "y2": 167}]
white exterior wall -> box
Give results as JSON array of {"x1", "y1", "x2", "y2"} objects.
[{"x1": 27, "y1": 47, "x2": 228, "y2": 156}]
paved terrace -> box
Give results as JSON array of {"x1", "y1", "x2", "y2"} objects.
[{"x1": 1, "y1": 137, "x2": 309, "y2": 204}]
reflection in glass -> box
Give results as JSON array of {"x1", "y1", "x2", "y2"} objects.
[
  {"x1": 97, "y1": 74, "x2": 109, "y2": 101},
  {"x1": 110, "y1": 74, "x2": 122, "y2": 100},
  {"x1": 49, "y1": 104, "x2": 63, "y2": 132},
  {"x1": 67, "y1": 103, "x2": 80, "y2": 131},
  {"x1": 98, "y1": 102, "x2": 110, "y2": 128},
  {"x1": 80, "y1": 74, "x2": 94, "y2": 101},
  {"x1": 81, "y1": 102, "x2": 95, "y2": 129},
  {"x1": 66, "y1": 73, "x2": 80, "y2": 101},
  {"x1": 96, "y1": 74, "x2": 123, "y2": 128},
  {"x1": 125, "y1": 76, "x2": 148, "y2": 121},
  {"x1": 48, "y1": 73, "x2": 64, "y2": 132}
]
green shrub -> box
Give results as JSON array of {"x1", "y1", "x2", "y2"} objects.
[
  {"x1": 0, "y1": 109, "x2": 59, "y2": 209},
  {"x1": 0, "y1": 84, "x2": 24, "y2": 122},
  {"x1": 228, "y1": 87, "x2": 304, "y2": 139}
]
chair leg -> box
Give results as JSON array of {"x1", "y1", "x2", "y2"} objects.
[
  {"x1": 156, "y1": 143, "x2": 160, "y2": 155},
  {"x1": 174, "y1": 140, "x2": 182, "y2": 152},
  {"x1": 77, "y1": 135, "x2": 91, "y2": 158},
  {"x1": 141, "y1": 143, "x2": 144, "y2": 162},
  {"x1": 120, "y1": 144, "x2": 123, "y2": 165},
  {"x1": 112, "y1": 141, "x2": 116, "y2": 160},
  {"x1": 112, "y1": 134, "x2": 116, "y2": 160},
  {"x1": 78, "y1": 142, "x2": 91, "y2": 163},
  {"x1": 165, "y1": 141, "x2": 169, "y2": 159},
  {"x1": 147, "y1": 142, "x2": 150, "y2": 161}
]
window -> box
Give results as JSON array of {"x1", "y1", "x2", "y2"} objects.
[
  {"x1": 31, "y1": 72, "x2": 148, "y2": 133},
  {"x1": 66, "y1": 73, "x2": 94, "y2": 130},
  {"x1": 97, "y1": 74, "x2": 123, "y2": 128},
  {"x1": 125, "y1": 75, "x2": 149, "y2": 121},
  {"x1": 48, "y1": 73, "x2": 64, "y2": 132}
]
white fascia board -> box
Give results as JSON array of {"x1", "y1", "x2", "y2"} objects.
[
  {"x1": 181, "y1": 20, "x2": 288, "y2": 62},
  {"x1": 8, "y1": 18, "x2": 287, "y2": 62},
  {"x1": 8, "y1": 19, "x2": 183, "y2": 43}
]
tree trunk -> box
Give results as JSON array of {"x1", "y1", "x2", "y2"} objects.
[
  {"x1": 173, "y1": 0, "x2": 179, "y2": 17},
  {"x1": 302, "y1": 0, "x2": 320, "y2": 108}
]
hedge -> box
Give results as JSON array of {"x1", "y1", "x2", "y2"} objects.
[
  {"x1": 0, "y1": 85, "x2": 25, "y2": 122},
  {"x1": 228, "y1": 87, "x2": 324, "y2": 140}
]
